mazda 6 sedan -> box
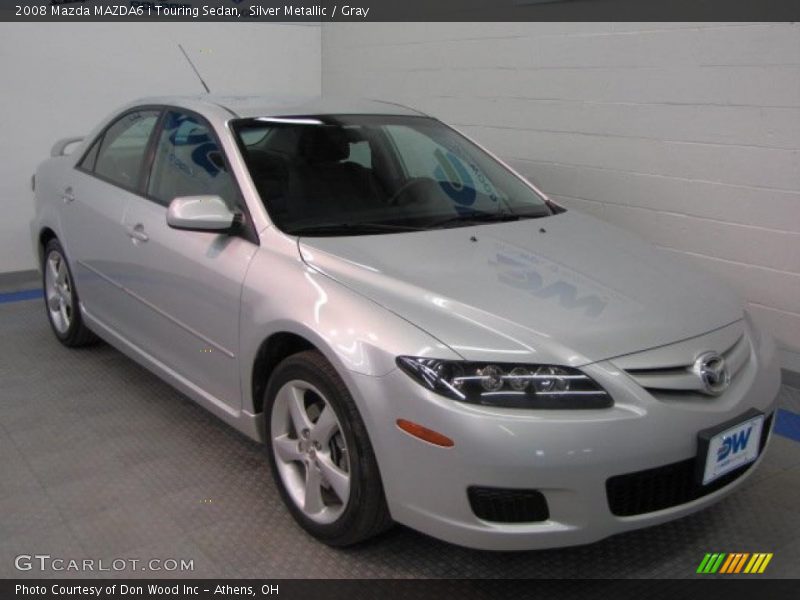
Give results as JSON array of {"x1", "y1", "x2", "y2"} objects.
[{"x1": 31, "y1": 96, "x2": 781, "y2": 550}]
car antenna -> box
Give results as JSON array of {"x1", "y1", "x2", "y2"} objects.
[{"x1": 178, "y1": 43, "x2": 211, "y2": 94}]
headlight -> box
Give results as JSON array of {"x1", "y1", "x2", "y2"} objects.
[{"x1": 396, "y1": 357, "x2": 612, "y2": 409}]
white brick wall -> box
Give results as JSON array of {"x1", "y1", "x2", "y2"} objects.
[
  {"x1": 0, "y1": 22, "x2": 321, "y2": 275},
  {"x1": 322, "y1": 22, "x2": 800, "y2": 367}
]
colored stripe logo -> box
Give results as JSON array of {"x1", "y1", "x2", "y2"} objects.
[{"x1": 697, "y1": 553, "x2": 773, "y2": 574}]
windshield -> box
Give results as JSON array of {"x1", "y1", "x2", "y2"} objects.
[{"x1": 232, "y1": 114, "x2": 554, "y2": 236}]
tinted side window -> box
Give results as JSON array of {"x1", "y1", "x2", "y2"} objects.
[
  {"x1": 78, "y1": 137, "x2": 102, "y2": 172},
  {"x1": 147, "y1": 111, "x2": 237, "y2": 208},
  {"x1": 93, "y1": 110, "x2": 160, "y2": 189}
]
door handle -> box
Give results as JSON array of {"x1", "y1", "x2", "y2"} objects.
[
  {"x1": 126, "y1": 223, "x2": 149, "y2": 243},
  {"x1": 62, "y1": 187, "x2": 75, "y2": 203}
]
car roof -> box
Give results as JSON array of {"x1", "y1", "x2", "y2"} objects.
[{"x1": 131, "y1": 95, "x2": 428, "y2": 119}]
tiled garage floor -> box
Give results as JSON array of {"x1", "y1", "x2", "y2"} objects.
[{"x1": 1, "y1": 297, "x2": 799, "y2": 579}]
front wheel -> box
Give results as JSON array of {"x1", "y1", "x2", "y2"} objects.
[
  {"x1": 42, "y1": 238, "x2": 97, "y2": 347},
  {"x1": 264, "y1": 350, "x2": 392, "y2": 546}
]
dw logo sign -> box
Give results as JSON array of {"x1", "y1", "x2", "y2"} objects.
[{"x1": 717, "y1": 427, "x2": 754, "y2": 462}]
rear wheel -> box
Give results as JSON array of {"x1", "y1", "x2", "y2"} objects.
[
  {"x1": 42, "y1": 239, "x2": 97, "y2": 347},
  {"x1": 265, "y1": 350, "x2": 393, "y2": 546}
]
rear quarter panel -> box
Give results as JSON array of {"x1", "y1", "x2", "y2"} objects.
[{"x1": 31, "y1": 155, "x2": 77, "y2": 265}]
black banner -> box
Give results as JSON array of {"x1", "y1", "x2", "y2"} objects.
[
  {"x1": 3, "y1": 579, "x2": 800, "y2": 600},
  {"x1": 2, "y1": 0, "x2": 800, "y2": 22}
]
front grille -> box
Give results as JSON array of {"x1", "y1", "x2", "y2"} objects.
[
  {"x1": 607, "y1": 413, "x2": 773, "y2": 517},
  {"x1": 468, "y1": 486, "x2": 550, "y2": 523},
  {"x1": 624, "y1": 333, "x2": 751, "y2": 397},
  {"x1": 614, "y1": 321, "x2": 751, "y2": 399}
]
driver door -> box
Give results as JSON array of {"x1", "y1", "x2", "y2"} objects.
[{"x1": 116, "y1": 109, "x2": 257, "y2": 411}]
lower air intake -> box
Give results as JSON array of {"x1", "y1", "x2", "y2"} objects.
[
  {"x1": 606, "y1": 413, "x2": 773, "y2": 517},
  {"x1": 468, "y1": 486, "x2": 550, "y2": 523}
]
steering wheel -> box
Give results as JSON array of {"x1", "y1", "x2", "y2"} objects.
[{"x1": 387, "y1": 178, "x2": 436, "y2": 206}]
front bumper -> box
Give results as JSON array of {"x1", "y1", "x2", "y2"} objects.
[{"x1": 346, "y1": 323, "x2": 781, "y2": 551}]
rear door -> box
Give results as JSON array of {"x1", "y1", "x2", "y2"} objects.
[
  {"x1": 61, "y1": 109, "x2": 160, "y2": 331},
  {"x1": 117, "y1": 109, "x2": 257, "y2": 410}
]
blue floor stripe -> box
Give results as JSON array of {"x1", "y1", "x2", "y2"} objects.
[
  {"x1": 0, "y1": 288, "x2": 42, "y2": 304},
  {"x1": 774, "y1": 408, "x2": 800, "y2": 443}
]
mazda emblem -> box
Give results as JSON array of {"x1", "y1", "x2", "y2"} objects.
[{"x1": 693, "y1": 351, "x2": 731, "y2": 396}]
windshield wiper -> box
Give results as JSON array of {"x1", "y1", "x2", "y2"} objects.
[
  {"x1": 288, "y1": 222, "x2": 425, "y2": 236},
  {"x1": 428, "y1": 211, "x2": 525, "y2": 229}
]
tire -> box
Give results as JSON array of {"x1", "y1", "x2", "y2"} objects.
[
  {"x1": 264, "y1": 350, "x2": 393, "y2": 546},
  {"x1": 42, "y1": 238, "x2": 98, "y2": 347}
]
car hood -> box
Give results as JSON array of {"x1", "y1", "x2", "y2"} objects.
[{"x1": 298, "y1": 211, "x2": 743, "y2": 366}]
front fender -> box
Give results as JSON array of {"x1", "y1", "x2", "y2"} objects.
[{"x1": 239, "y1": 228, "x2": 460, "y2": 419}]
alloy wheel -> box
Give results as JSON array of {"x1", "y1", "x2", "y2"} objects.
[
  {"x1": 270, "y1": 379, "x2": 351, "y2": 524},
  {"x1": 44, "y1": 251, "x2": 73, "y2": 335}
]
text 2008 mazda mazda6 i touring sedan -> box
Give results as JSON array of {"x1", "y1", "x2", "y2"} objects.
[{"x1": 31, "y1": 96, "x2": 780, "y2": 550}]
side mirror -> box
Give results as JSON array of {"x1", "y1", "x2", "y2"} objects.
[{"x1": 166, "y1": 195, "x2": 237, "y2": 232}]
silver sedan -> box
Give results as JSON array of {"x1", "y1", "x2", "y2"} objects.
[{"x1": 31, "y1": 96, "x2": 781, "y2": 550}]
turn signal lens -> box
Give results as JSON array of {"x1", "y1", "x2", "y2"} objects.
[{"x1": 396, "y1": 419, "x2": 454, "y2": 447}]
